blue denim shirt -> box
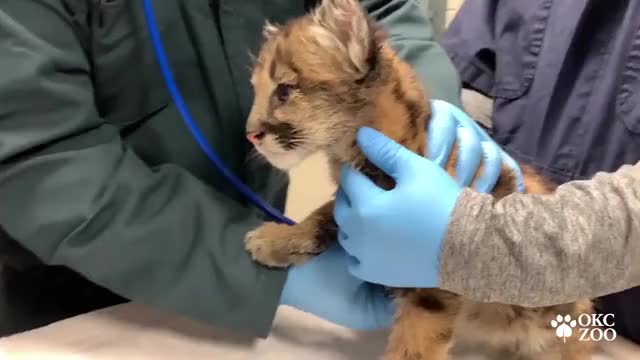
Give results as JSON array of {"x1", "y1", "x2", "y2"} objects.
[
  {"x1": 441, "y1": 0, "x2": 640, "y2": 344},
  {"x1": 441, "y1": 0, "x2": 640, "y2": 185}
]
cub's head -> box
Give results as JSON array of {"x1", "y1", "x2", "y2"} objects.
[{"x1": 245, "y1": 0, "x2": 386, "y2": 170}]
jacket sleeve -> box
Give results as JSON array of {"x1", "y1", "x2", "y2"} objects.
[
  {"x1": 440, "y1": 162, "x2": 640, "y2": 307},
  {"x1": 0, "y1": 1, "x2": 285, "y2": 337},
  {"x1": 438, "y1": 0, "x2": 497, "y2": 96},
  {"x1": 361, "y1": 0, "x2": 462, "y2": 107}
]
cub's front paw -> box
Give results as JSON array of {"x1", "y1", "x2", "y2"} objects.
[
  {"x1": 244, "y1": 223, "x2": 319, "y2": 267},
  {"x1": 244, "y1": 223, "x2": 299, "y2": 267}
]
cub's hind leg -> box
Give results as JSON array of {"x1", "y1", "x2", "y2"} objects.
[
  {"x1": 558, "y1": 305, "x2": 595, "y2": 359},
  {"x1": 383, "y1": 289, "x2": 461, "y2": 360},
  {"x1": 244, "y1": 200, "x2": 336, "y2": 267},
  {"x1": 558, "y1": 333, "x2": 595, "y2": 360},
  {"x1": 530, "y1": 299, "x2": 594, "y2": 360},
  {"x1": 527, "y1": 337, "x2": 593, "y2": 360}
]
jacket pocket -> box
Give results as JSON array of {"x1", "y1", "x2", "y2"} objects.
[
  {"x1": 492, "y1": 0, "x2": 552, "y2": 100},
  {"x1": 90, "y1": 0, "x2": 170, "y2": 129},
  {"x1": 617, "y1": 27, "x2": 640, "y2": 135}
]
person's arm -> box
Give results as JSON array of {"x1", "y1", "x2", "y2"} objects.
[
  {"x1": 441, "y1": 162, "x2": 640, "y2": 307},
  {"x1": 0, "y1": 1, "x2": 285, "y2": 336},
  {"x1": 361, "y1": 0, "x2": 462, "y2": 107},
  {"x1": 336, "y1": 122, "x2": 640, "y2": 308}
]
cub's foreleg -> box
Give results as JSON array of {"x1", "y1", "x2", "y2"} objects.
[{"x1": 244, "y1": 200, "x2": 337, "y2": 267}]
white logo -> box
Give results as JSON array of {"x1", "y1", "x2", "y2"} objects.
[
  {"x1": 551, "y1": 315, "x2": 577, "y2": 342},
  {"x1": 551, "y1": 314, "x2": 617, "y2": 342}
]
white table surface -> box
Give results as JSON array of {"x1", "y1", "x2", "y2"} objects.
[{"x1": 1, "y1": 303, "x2": 639, "y2": 360}]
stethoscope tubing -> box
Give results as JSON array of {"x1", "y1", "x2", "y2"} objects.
[{"x1": 141, "y1": 0, "x2": 296, "y2": 225}]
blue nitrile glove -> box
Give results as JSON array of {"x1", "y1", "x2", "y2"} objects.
[
  {"x1": 428, "y1": 99, "x2": 524, "y2": 192},
  {"x1": 333, "y1": 101, "x2": 524, "y2": 288},
  {"x1": 334, "y1": 127, "x2": 463, "y2": 288},
  {"x1": 280, "y1": 244, "x2": 395, "y2": 330}
]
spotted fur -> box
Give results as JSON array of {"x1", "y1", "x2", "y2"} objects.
[{"x1": 244, "y1": 1, "x2": 594, "y2": 359}]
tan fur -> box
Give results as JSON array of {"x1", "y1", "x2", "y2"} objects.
[{"x1": 244, "y1": 1, "x2": 594, "y2": 359}]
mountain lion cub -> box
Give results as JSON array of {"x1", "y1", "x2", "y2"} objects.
[{"x1": 243, "y1": 1, "x2": 594, "y2": 359}]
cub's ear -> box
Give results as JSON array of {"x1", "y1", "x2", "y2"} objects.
[
  {"x1": 311, "y1": 0, "x2": 375, "y2": 76},
  {"x1": 262, "y1": 20, "x2": 281, "y2": 40}
]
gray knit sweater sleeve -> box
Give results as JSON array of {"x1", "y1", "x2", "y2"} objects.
[{"x1": 439, "y1": 162, "x2": 640, "y2": 307}]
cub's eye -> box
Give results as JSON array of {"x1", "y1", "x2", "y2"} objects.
[{"x1": 275, "y1": 83, "x2": 293, "y2": 102}]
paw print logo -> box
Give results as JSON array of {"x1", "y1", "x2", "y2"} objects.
[{"x1": 551, "y1": 314, "x2": 577, "y2": 342}]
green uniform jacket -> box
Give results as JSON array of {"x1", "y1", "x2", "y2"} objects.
[{"x1": 0, "y1": 0, "x2": 460, "y2": 337}]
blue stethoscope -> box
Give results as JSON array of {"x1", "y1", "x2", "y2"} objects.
[{"x1": 141, "y1": 0, "x2": 296, "y2": 225}]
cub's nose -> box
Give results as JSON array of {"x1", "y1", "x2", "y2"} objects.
[{"x1": 246, "y1": 131, "x2": 266, "y2": 145}]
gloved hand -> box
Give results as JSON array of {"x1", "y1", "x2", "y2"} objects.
[
  {"x1": 335, "y1": 127, "x2": 462, "y2": 288},
  {"x1": 280, "y1": 244, "x2": 395, "y2": 330},
  {"x1": 333, "y1": 101, "x2": 524, "y2": 288},
  {"x1": 428, "y1": 99, "x2": 524, "y2": 192}
]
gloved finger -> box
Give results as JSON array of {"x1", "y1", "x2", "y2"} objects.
[
  {"x1": 334, "y1": 187, "x2": 351, "y2": 212},
  {"x1": 355, "y1": 127, "x2": 418, "y2": 181},
  {"x1": 427, "y1": 100, "x2": 457, "y2": 167},
  {"x1": 454, "y1": 126, "x2": 483, "y2": 187},
  {"x1": 336, "y1": 227, "x2": 359, "y2": 257},
  {"x1": 472, "y1": 141, "x2": 502, "y2": 193},
  {"x1": 442, "y1": 102, "x2": 498, "y2": 149},
  {"x1": 346, "y1": 253, "x2": 375, "y2": 287},
  {"x1": 501, "y1": 151, "x2": 526, "y2": 193},
  {"x1": 336, "y1": 216, "x2": 368, "y2": 259},
  {"x1": 346, "y1": 258, "x2": 387, "y2": 290},
  {"x1": 335, "y1": 213, "x2": 366, "y2": 266},
  {"x1": 339, "y1": 165, "x2": 384, "y2": 207},
  {"x1": 466, "y1": 116, "x2": 494, "y2": 143},
  {"x1": 447, "y1": 101, "x2": 483, "y2": 133},
  {"x1": 346, "y1": 254, "x2": 368, "y2": 282},
  {"x1": 334, "y1": 189, "x2": 353, "y2": 231}
]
